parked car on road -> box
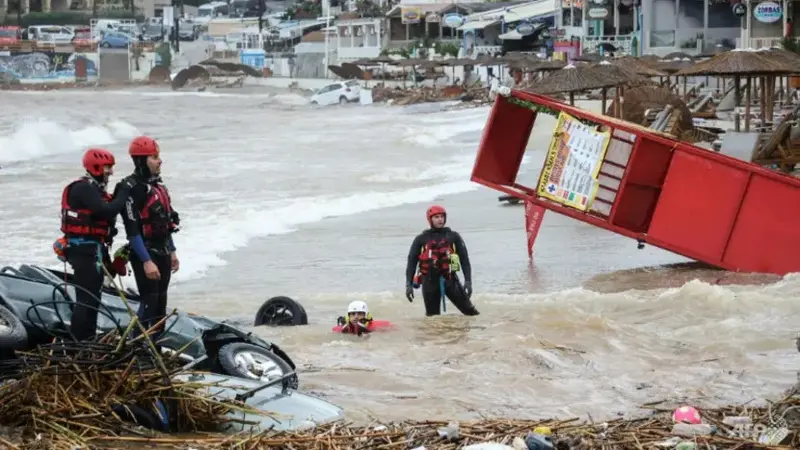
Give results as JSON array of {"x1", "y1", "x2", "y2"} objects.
[
  {"x1": 309, "y1": 80, "x2": 361, "y2": 106},
  {"x1": 100, "y1": 31, "x2": 136, "y2": 48}
]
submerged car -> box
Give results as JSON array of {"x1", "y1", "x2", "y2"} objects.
[{"x1": 0, "y1": 264, "x2": 298, "y2": 387}]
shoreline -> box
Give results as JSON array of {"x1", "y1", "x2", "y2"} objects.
[{"x1": 2, "y1": 385, "x2": 798, "y2": 449}]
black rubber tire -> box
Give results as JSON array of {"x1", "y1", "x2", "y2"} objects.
[
  {"x1": 254, "y1": 296, "x2": 308, "y2": 326},
  {"x1": 218, "y1": 342, "x2": 298, "y2": 389},
  {"x1": 0, "y1": 303, "x2": 28, "y2": 349},
  {"x1": 111, "y1": 403, "x2": 165, "y2": 431},
  {"x1": 339, "y1": 96, "x2": 347, "y2": 105}
]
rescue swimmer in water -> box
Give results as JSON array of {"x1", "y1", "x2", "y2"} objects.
[
  {"x1": 405, "y1": 205, "x2": 480, "y2": 316},
  {"x1": 333, "y1": 301, "x2": 394, "y2": 336}
]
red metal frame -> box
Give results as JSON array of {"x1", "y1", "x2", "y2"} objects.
[{"x1": 471, "y1": 89, "x2": 800, "y2": 275}]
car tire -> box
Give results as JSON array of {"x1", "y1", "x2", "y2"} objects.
[
  {"x1": 218, "y1": 342, "x2": 298, "y2": 389},
  {"x1": 310, "y1": 101, "x2": 318, "y2": 105},
  {"x1": 254, "y1": 296, "x2": 307, "y2": 327},
  {"x1": 111, "y1": 403, "x2": 166, "y2": 431},
  {"x1": 0, "y1": 303, "x2": 28, "y2": 349},
  {"x1": 339, "y1": 96, "x2": 347, "y2": 105}
]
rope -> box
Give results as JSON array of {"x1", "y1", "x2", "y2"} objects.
[{"x1": 440, "y1": 276, "x2": 446, "y2": 313}]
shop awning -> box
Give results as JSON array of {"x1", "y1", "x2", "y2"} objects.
[
  {"x1": 503, "y1": 0, "x2": 557, "y2": 22},
  {"x1": 458, "y1": 19, "x2": 500, "y2": 31}
]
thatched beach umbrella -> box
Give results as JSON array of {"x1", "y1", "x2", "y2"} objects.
[
  {"x1": 529, "y1": 63, "x2": 620, "y2": 105},
  {"x1": 676, "y1": 49, "x2": 794, "y2": 131},
  {"x1": 572, "y1": 53, "x2": 604, "y2": 63},
  {"x1": 392, "y1": 58, "x2": 428, "y2": 87},
  {"x1": 655, "y1": 57, "x2": 694, "y2": 96},
  {"x1": 593, "y1": 61, "x2": 655, "y2": 115},
  {"x1": 615, "y1": 85, "x2": 694, "y2": 131},
  {"x1": 351, "y1": 58, "x2": 378, "y2": 66},
  {"x1": 610, "y1": 56, "x2": 666, "y2": 78}
]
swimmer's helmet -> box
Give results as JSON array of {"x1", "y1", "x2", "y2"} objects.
[{"x1": 346, "y1": 300, "x2": 373, "y2": 324}]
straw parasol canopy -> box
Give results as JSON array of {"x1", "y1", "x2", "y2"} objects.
[
  {"x1": 444, "y1": 58, "x2": 478, "y2": 66},
  {"x1": 572, "y1": 53, "x2": 605, "y2": 63},
  {"x1": 370, "y1": 56, "x2": 395, "y2": 64},
  {"x1": 674, "y1": 49, "x2": 794, "y2": 76},
  {"x1": 394, "y1": 58, "x2": 427, "y2": 67},
  {"x1": 613, "y1": 85, "x2": 694, "y2": 130},
  {"x1": 508, "y1": 59, "x2": 566, "y2": 71},
  {"x1": 759, "y1": 47, "x2": 800, "y2": 73},
  {"x1": 419, "y1": 60, "x2": 448, "y2": 70},
  {"x1": 530, "y1": 64, "x2": 620, "y2": 95},
  {"x1": 607, "y1": 56, "x2": 666, "y2": 77},
  {"x1": 351, "y1": 58, "x2": 378, "y2": 66},
  {"x1": 593, "y1": 61, "x2": 655, "y2": 87},
  {"x1": 656, "y1": 57, "x2": 693, "y2": 74}
]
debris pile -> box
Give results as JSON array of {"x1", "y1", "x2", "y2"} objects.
[
  {"x1": 0, "y1": 318, "x2": 260, "y2": 449},
  {"x1": 372, "y1": 85, "x2": 492, "y2": 106}
]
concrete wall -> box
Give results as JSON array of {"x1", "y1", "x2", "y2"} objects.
[{"x1": 98, "y1": 48, "x2": 130, "y2": 84}]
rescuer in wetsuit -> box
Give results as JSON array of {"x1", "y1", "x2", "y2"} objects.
[
  {"x1": 405, "y1": 205, "x2": 479, "y2": 316},
  {"x1": 116, "y1": 136, "x2": 180, "y2": 334},
  {"x1": 60, "y1": 148, "x2": 132, "y2": 340}
]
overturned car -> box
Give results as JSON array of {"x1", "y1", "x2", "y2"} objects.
[
  {"x1": 0, "y1": 264, "x2": 344, "y2": 433},
  {"x1": 0, "y1": 264, "x2": 298, "y2": 386}
]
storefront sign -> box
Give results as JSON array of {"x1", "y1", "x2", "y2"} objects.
[
  {"x1": 401, "y1": 6, "x2": 422, "y2": 24},
  {"x1": 753, "y1": 1, "x2": 782, "y2": 23},
  {"x1": 732, "y1": 2, "x2": 746, "y2": 17},
  {"x1": 442, "y1": 13, "x2": 465, "y2": 28},
  {"x1": 588, "y1": 7, "x2": 609, "y2": 18},
  {"x1": 426, "y1": 13, "x2": 441, "y2": 23}
]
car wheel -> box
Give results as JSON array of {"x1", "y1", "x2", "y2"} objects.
[
  {"x1": 310, "y1": 100, "x2": 318, "y2": 105},
  {"x1": 254, "y1": 296, "x2": 307, "y2": 327},
  {"x1": 111, "y1": 403, "x2": 166, "y2": 431},
  {"x1": 218, "y1": 342, "x2": 298, "y2": 388},
  {"x1": 0, "y1": 303, "x2": 27, "y2": 349},
  {"x1": 101, "y1": 42, "x2": 110, "y2": 48},
  {"x1": 339, "y1": 96, "x2": 347, "y2": 105}
]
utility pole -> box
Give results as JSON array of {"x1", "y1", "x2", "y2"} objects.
[
  {"x1": 258, "y1": 0, "x2": 265, "y2": 33},
  {"x1": 172, "y1": 0, "x2": 181, "y2": 52}
]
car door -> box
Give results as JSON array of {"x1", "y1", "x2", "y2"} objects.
[{"x1": 318, "y1": 84, "x2": 340, "y2": 106}]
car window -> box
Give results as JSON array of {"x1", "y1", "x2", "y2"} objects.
[
  {"x1": 346, "y1": 80, "x2": 359, "y2": 87},
  {"x1": 321, "y1": 84, "x2": 339, "y2": 93}
]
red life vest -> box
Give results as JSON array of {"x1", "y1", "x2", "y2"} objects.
[
  {"x1": 60, "y1": 178, "x2": 112, "y2": 240},
  {"x1": 140, "y1": 183, "x2": 176, "y2": 240},
  {"x1": 418, "y1": 237, "x2": 455, "y2": 277}
]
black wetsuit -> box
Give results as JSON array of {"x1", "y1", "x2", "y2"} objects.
[
  {"x1": 117, "y1": 174, "x2": 178, "y2": 333},
  {"x1": 63, "y1": 179, "x2": 130, "y2": 340},
  {"x1": 405, "y1": 227, "x2": 479, "y2": 316}
]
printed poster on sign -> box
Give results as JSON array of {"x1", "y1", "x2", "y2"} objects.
[{"x1": 535, "y1": 111, "x2": 611, "y2": 211}]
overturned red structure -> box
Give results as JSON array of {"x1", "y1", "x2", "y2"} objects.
[{"x1": 471, "y1": 89, "x2": 800, "y2": 276}]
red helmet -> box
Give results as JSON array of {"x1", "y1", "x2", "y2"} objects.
[
  {"x1": 426, "y1": 205, "x2": 447, "y2": 225},
  {"x1": 82, "y1": 148, "x2": 115, "y2": 177},
  {"x1": 129, "y1": 136, "x2": 160, "y2": 157}
]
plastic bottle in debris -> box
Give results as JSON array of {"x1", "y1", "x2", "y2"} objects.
[
  {"x1": 722, "y1": 416, "x2": 751, "y2": 426},
  {"x1": 524, "y1": 426, "x2": 554, "y2": 450},
  {"x1": 670, "y1": 423, "x2": 716, "y2": 438},
  {"x1": 675, "y1": 441, "x2": 697, "y2": 450},
  {"x1": 437, "y1": 422, "x2": 460, "y2": 441}
]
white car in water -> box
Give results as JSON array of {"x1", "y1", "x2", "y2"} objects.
[{"x1": 310, "y1": 80, "x2": 361, "y2": 106}]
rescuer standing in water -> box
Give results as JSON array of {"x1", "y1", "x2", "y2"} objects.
[
  {"x1": 116, "y1": 136, "x2": 181, "y2": 334},
  {"x1": 405, "y1": 205, "x2": 479, "y2": 316},
  {"x1": 57, "y1": 148, "x2": 132, "y2": 340}
]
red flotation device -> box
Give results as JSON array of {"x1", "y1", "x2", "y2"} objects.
[{"x1": 332, "y1": 320, "x2": 394, "y2": 334}]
